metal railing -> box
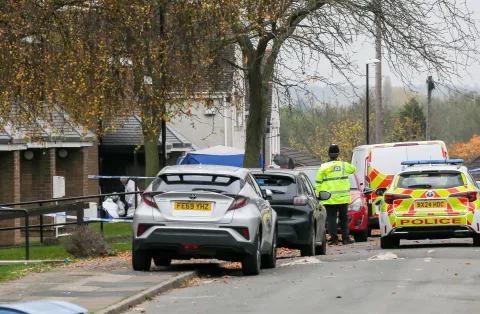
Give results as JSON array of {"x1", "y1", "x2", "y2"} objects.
[{"x1": 0, "y1": 191, "x2": 143, "y2": 260}]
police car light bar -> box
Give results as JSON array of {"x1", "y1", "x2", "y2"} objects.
[{"x1": 401, "y1": 159, "x2": 464, "y2": 166}]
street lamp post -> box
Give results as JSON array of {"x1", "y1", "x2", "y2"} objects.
[{"x1": 365, "y1": 59, "x2": 380, "y2": 145}]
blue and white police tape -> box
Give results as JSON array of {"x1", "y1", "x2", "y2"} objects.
[
  {"x1": 43, "y1": 213, "x2": 133, "y2": 223},
  {"x1": 88, "y1": 175, "x2": 157, "y2": 180}
]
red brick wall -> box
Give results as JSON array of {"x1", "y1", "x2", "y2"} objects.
[
  {"x1": 84, "y1": 144, "x2": 99, "y2": 196},
  {"x1": 0, "y1": 151, "x2": 21, "y2": 246},
  {"x1": 56, "y1": 148, "x2": 84, "y2": 198}
]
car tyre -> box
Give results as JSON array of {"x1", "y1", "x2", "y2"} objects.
[
  {"x1": 300, "y1": 225, "x2": 316, "y2": 257},
  {"x1": 153, "y1": 254, "x2": 172, "y2": 267},
  {"x1": 261, "y1": 228, "x2": 277, "y2": 269},
  {"x1": 132, "y1": 246, "x2": 152, "y2": 271},
  {"x1": 242, "y1": 232, "x2": 261, "y2": 276},
  {"x1": 473, "y1": 235, "x2": 480, "y2": 247},
  {"x1": 315, "y1": 230, "x2": 327, "y2": 255},
  {"x1": 380, "y1": 236, "x2": 395, "y2": 249},
  {"x1": 353, "y1": 229, "x2": 369, "y2": 242}
]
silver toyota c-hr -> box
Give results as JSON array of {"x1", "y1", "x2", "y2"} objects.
[{"x1": 132, "y1": 165, "x2": 278, "y2": 275}]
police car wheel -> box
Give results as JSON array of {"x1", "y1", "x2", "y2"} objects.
[
  {"x1": 473, "y1": 235, "x2": 480, "y2": 247},
  {"x1": 380, "y1": 236, "x2": 396, "y2": 249}
]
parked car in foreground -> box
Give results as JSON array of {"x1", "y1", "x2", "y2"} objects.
[
  {"x1": 132, "y1": 165, "x2": 278, "y2": 276},
  {"x1": 0, "y1": 300, "x2": 87, "y2": 314},
  {"x1": 376, "y1": 159, "x2": 480, "y2": 248},
  {"x1": 250, "y1": 169, "x2": 328, "y2": 256},
  {"x1": 295, "y1": 166, "x2": 373, "y2": 242}
]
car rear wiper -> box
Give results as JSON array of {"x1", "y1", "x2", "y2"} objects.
[
  {"x1": 407, "y1": 184, "x2": 432, "y2": 189},
  {"x1": 270, "y1": 190, "x2": 286, "y2": 194}
]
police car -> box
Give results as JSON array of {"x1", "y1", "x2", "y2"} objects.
[{"x1": 376, "y1": 159, "x2": 480, "y2": 249}]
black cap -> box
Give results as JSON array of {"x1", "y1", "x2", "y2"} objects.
[{"x1": 328, "y1": 144, "x2": 340, "y2": 158}]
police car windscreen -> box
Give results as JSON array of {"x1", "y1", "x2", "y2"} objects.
[
  {"x1": 253, "y1": 175, "x2": 296, "y2": 195},
  {"x1": 371, "y1": 144, "x2": 443, "y2": 174},
  {"x1": 397, "y1": 172, "x2": 464, "y2": 189}
]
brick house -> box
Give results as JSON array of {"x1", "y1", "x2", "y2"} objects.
[{"x1": 0, "y1": 111, "x2": 98, "y2": 246}]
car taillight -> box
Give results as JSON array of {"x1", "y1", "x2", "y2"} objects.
[
  {"x1": 451, "y1": 191, "x2": 478, "y2": 202},
  {"x1": 293, "y1": 196, "x2": 308, "y2": 205},
  {"x1": 142, "y1": 191, "x2": 164, "y2": 209},
  {"x1": 137, "y1": 224, "x2": 146, "y2": 236},
  {"x1": 226, "y1": 195, "x2": 249, "y2": 210},
  {"x1": 384, "y1": 193, "x2": 411, "y2": 204}
]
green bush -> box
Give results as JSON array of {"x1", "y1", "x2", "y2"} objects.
[{"x1": 62, "y1": 226, "x2": 111, "y2": 258}]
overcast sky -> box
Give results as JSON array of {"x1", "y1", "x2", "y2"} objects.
[{"x1": 285, "y1": 0, "x2": 480, "y2": 91}]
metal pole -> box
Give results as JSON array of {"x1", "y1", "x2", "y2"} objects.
[
  {"x1": 24, "y1": 210, "x2": 29, "y2": 260},
  {"x1": 366, "y1": 63, "x2": 370, "y2": 145},
  {"x1": 161, "y1": 120, "x2": 167, "y2": 169},
  {"x1": 426, "y1": 76, "x2": 434, "y2": 140},
  {"x1": 40, "y1": 215, "x2": 43, "y2": 244}
]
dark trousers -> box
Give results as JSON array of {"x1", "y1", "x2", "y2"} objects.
[{"x1": 325, "y1": 204, "x2": 349, "y2": 242}]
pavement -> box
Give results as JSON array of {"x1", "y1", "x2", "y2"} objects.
[
  {"x1": 0, "y1": 252, "x2": 222, "y2": 313},
  {"x1": 123, "y1": 238, "x2": 480, "y2": 314}
]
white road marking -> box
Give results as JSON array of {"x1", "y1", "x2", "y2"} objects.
[
  {"x1": 279, "y1": 257, "x2": 321, "y2": 267},
  {"x1": 368, "y1": 252, "x2": 403, "y2": 261},
  {"x1": 424, "y1": 257, "x2": 432, "y2": 262}
]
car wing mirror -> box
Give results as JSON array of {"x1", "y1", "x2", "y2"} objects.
[
  {"x1": 317, "y1": 191, "x2": 331, "y2": 201},
  {"x1": 262, "y1": 189, "x2": 273, "y2": 200},
  {"x1": 363, "y1": 188, "x2": 374, "y2": 195},
  {"x1": 375, "y1": 188, "x2": 386, "y2": 196}
]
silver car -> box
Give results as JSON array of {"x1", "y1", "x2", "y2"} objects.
[{"x1": 132, "y1": 165, "x2": 278, "y2": 275}]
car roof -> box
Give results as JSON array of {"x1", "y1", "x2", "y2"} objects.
[
  {"x1": 160, "y1": 164, "x2": 248, "y2": 178},
  {"x1": 399, "y1": 165, "x2": 469, "y2": 174}
]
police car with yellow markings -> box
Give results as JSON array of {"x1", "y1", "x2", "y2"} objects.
[{"x1": 376, "y1": 159, "x2": 480, "y2": 249}]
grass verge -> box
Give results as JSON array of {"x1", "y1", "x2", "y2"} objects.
[{"x1": 0, "y1": 240, "x2": 132, "y2": 283}]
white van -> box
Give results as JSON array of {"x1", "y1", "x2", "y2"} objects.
[{"x1": 351, "y1": 141, "x2": 449, "y2": 229}]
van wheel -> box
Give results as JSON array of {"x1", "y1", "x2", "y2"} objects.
[
  {"x1": 473, "y1": 235, "x2": 480, "y2": 247},
  {"x1": 354, "y1": 229, "x2": 369, "y2": 242}
]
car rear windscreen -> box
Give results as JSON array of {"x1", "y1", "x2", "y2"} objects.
[
  {"x1": 253, "y1": 174, "x2": 297, "y2": 195},
  {"x1": 151, "y1": 174, "x2": 242, "y2": 194},
  {"x1": 396, "y1": 171, "x2": 465, "y2": 189}
]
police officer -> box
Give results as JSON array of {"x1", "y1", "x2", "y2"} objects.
[{"x1": 315, "y1": 144, "x2": 356, "y2": 245}]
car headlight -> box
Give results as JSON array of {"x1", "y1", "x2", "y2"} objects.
[{"x1": 348, "y1": 198, "x2": 363, "y2": 212}]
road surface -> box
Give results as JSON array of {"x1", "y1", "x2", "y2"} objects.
[{"x1": 125, "y1": 238, "x2": 480, "y2": 314}]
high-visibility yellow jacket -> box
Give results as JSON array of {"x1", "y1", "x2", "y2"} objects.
[{"x1": 315, "y1": 160, "x2": 356, "y2": 205}]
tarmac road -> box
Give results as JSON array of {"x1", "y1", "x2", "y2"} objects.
[{"x1": 124, "y1": 238, "x2": 480, "y2": 314}]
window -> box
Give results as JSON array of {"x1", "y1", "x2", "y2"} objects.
[
  {"x1": 253, "y1": 174, "x2": 297, "y2": 196},
  {"x1": 396, "y1": 171, "x2": 466, "y2": 189},
  {"x1": 300, "y1": 175, "x2": 314, "y2": 197},
  {"x1": 245, "y1": 174, "x2": 262, "y2": 197},
  {"x1": 151, "y1": 174, "x2": 242, "y2": 194}
]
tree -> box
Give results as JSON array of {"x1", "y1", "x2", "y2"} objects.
[
  {"x1": 207, "y1": 0, "x2": 479, "y2": 167},
  {"x1": 448, "y1": 134, "x2": 480, "y2": 163},
  {"x1": 0, "y1": 1, "x2": 222, "y2": 177},
  {"x1": 388, "y1": 98, "x2": 426, "y2": 142}
]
